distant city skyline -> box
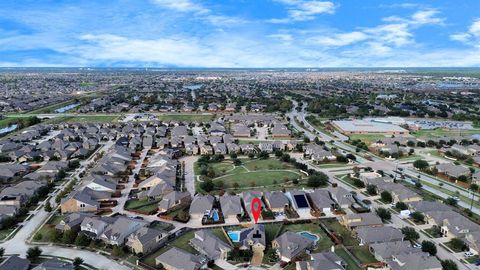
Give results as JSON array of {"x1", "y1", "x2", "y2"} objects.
[{"x1": 1, "y1": 0, "x2": 479, "y2": 67}]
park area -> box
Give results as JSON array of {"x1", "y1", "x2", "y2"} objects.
[{"x1": 195, "y1": 158, "x2": 307, "y2": 192}]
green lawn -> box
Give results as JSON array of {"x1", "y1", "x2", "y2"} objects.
[
  {"x1": 124, "y1": 198, "x2": 159, "y2": 214},
  {"x1": 0, "y1": 228, "x2": 15, "y2": 240},
  {"x1": 335, "y1": 247, "x2": 363, "y2": 270},
  {"x1": 322, "y1": 219, "x2": 359, "y2": 247},
  {"x1": 412, "y1": 129, "x2": 480, "y2": 138},
  {"x1": 347, "y1": 134, "x2": 387, "y2": 144},
  {"x1": 279, "y1": 222, "x2": 333, "y2": 252},
  {"x1": 216, "y1": 170, "x2": 302, "y2": 188},
  {"x1": 265, "y1": 223, "x2": 283, "y2": 243},
  {"x1": 348, "y1": 246, "x2": 378, "y2": 264},
  {"x1": 142, "y1": 230, "x2": 196, "y2": 268},
  {"x1": 243, "y1": 159, "x2": 295, "y2": 171}
]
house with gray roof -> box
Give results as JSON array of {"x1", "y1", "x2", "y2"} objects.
[
  {"x1": 32, "y1": 258, "x2": 73, "y2": 270},
  {"x1": 55, "y1": 212, "x2": 94, "y2": 232},
  {"x1": 238, "y1": 224, "x2": 266, "y2": 253},
  {"x1": 263, "y1": 191, "x2": 290, "y2": 212},
  {"x1": 126, "y1": 227, "x2": 166, "y2": 255},
  {"x1": 436, "y1": 163, "x2": 470, "y2": 179},
  {"x1": 272, "y1": 231, "x2": 315, "y2": 262},
  {"x1": 0, "y1": 256, "x2": 30, "y2": 270},
  {"x1": 369, "y1": 240, "x2": 422, "y2": 262},
  {"x1": 354, "y1": 226, "x2": 403, "y2": 245},
  {"x1": 100, "y1": 216, "x2": 148, "y2": 246},
  {"x1": 155, "y1": 247, "x2": 208, "y2": 270},
  {"x1": 387, "y1": 253, "x2": 442, "y2": 270},
  {"x1": 219, "y1": 194, "x2": 243, "y2": 221},
  {"x1": 307, "y1": 189, "x2": 335, "y2": 215},
  {"x1": 190, "y1": 229, "x2": 232, "y2": 260},
  {"x1": 158, "y1": 191, "x2": 191, "y2": 213},
  {"x1": 296, "y1": 251, "x2": 347, "y2": 270},
  {"x1": 341, "y1": 213, "x2": 383, "y2": 230},
  {"x1": 189, "y1": 194, "x2": 215, "y2": 220}
]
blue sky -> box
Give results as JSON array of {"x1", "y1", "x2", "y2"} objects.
[{"x1": 0, "y1": 0, "x2": 479, "y2": 67}]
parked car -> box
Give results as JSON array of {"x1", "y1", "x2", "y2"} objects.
[{"x1": 464, "y1": 251, "x2": 475, "y2": 257}]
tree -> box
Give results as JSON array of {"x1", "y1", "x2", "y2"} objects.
[
  {"x1": 62, "y1": 230, "x2": 77, "y2": 244},
  {"x1": 470, "y1": 184, "x2": 479, "y2": 210},
  {"x1": 74, "y1": 233, "x2": 91, "y2": 247},
  {"x1": 421, "y1": 240, "x2": 437, "y2": 256},
  {"x1": 410, "y1": 211, "x2": 425, "y2": 224},
  {"x1": 307, "y1": 173, "x2": 328, "y2": 188},
  {"x1": 395, "y1": 202, "x2": 408, "y2": 210},
  {"x1": 413, "y1": 159, "x2": 429, "y2": 171},
  {"x1": 111, "y1": 245, "x2": 124, "y2": 257},
  {"x1": 380, "y1": 191, "x2": 393, "y2": 203},
  {"x1": 73, "y1": 257, "x2": 84, "y2": 270},
  {"x1": 445, "y1": 197, "x2": 458, "y2": 207},
  {"x1": 441, "y1": 259, "x2": 458, "y2": 270},
  {"x1": 366, "y1": 184, "x2": 377, "y2": 195},
  {"x1": 44, "y1": 201, "x2": 52, "y2": 212},
  {"x1": 376, "y1": 207, "x2": 391, "y2": 222},
  {"x1": 449, "y1": 238, "x2": 467, "y2": 251},
  {"x1": 0, "y1": 247, "x2": 4, "y2": 258},
  {"x1": 401, "y1": 227, "x2": 419, "y2": 241},
  {"x1": 353, "y1": 178, "x2": 365, "y2": 188},
  {"x1": 200, "y1": 179, "x2": 214, "y2": 192},
  {"x1": 26, "y1": 246, "x2": 42, "y2": 262}
]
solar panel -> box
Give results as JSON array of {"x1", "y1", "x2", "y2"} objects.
[{"x1": 294, "y1": 194, "x2": 309, "y2": 208}]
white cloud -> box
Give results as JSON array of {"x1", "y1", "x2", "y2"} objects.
[
  {"x1": 152, "y1": 0, "x2": 209, "y2": 14},
  {"x1": 268, "y1": 1, "x2": 335, "y2": 23},
  {"x1": 307, "y1": 31, "x2": 367, "y2": 46},
  {"x1": 450, "y1": 18, "x2": 480, "y2": 46},
  {"x1": 410, "y1": 9, "x2": 445, "y2": 25}
]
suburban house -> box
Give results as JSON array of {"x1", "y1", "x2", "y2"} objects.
[
  {"x1": 272, "y1": 231, "x2": 315, "y2": 262},
  {"x1": 307, "y1": 189, "x2": 335, "y2": 215},
  {"x1": 157, "y1": 191, "x2": 191, "y2": 213},
  {"x1": 55, "y1": 212, "x2": 94, "y2": 232},
  {"x1": 99, "y1": 216, "x2": 148, "y2": 246},
  {"x1": 296, "y1": 251, "x2": 347, "y2": 270},
  {"x1": 369, "y1": 240, "x2": 422, "y2": 262},
  {"x1": 387, "y1": 253, "x2": 442, "y2": 270},
  {"x1": 263, "y1": 191, "x2": 290, "y2": 213},
  {"x1": 340, "y1": 213, "x2": 383, "y2": 230},
  {"x1": 238, "y1": 224, "x2": 266, "y2": 254},
  {"x1": 189, "y1": 194, "x2": 215, "y2": 220},
  {"x1": 190, "y1": 230, "x2": 232, "y2": 260},
  {"x1": 0, "y1": 255, "x2": 30, "y2": 270},
  {"x1": 435, "y1": 163, "x2": 470, "y2": 179},
  {"x1": 354, "y1": 226, "x2": 404, "y2": 245},
  {"x1": 126, "y1": 227, "x2": 166, "y2": 255},
  {"x1": 155, "y1": 247, "x2": 208, "y2": 270},
  {"x1": 219, "y1": 194, "x2": 243, "y2": 221},
  {"x1": 60, "y1": 187, "x2": 110, "y2": 213}
]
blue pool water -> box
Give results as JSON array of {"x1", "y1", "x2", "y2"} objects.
[
  {"x1": 212, "y1": 211, "x2": 219, "y2": 221},
  {"x1": 228, "y1": 231, "x2": 240, "y2": 242},
  {"x1": 299, "y1": 231, "x2": 319, "y2": 243}
]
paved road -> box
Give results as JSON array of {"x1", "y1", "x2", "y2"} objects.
[
  {"x1": 180, "y1": 155, "x2": 199, "y2": 195},
  {"x1": 0, "y1": 140, "x2": 130, "y2": 270},
  {"x1": 288, "y1": 102, "x2": 474, "y2": 270}
]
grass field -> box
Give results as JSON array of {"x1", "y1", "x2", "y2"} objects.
[
  {"x1": 196, "y1": 158, "x2": 307, "y2": 191},
  {"x1": 347, "y1": 134, "x2": 387, "y2": 144},
  {"x1": 279, "y1": 222, "x2": 333, "y2": 252},
  {"x1": 411, "y1": 129, "x2": 480, "y2": 138},
  {"x1": 124, "y1": 198, "x2": 159, "y2": 213},
  {"x1": 0, "y1": 117, "x2": 21, "y2": 128}
]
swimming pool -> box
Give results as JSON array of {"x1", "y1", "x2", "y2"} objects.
[
  {"x1": 299, "y1": 231, "x2": 319, "y2": 243},
  {"x1": 211, "y1": 210, "x2": 220, "y2": 222},
  {"x1": 227, "y1": 231, "x2": 240, "y2": 242}
]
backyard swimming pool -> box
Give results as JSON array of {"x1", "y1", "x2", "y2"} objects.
[
  {"x1": 299, "y1": 231, "x2": 319, "y2": 244},
  {"x1": 227, "y1": 231, "x2": 240, "y2": 242},
  {"x1": 211, "y1": 210, "x2": 220, "y2": 222}
]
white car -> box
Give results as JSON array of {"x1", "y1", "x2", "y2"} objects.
[
  {"x1": 464, "y1": 251, "x2": 475, "y2": 257},
  {"x1": 413, "y1": 243, "x2": 422, "y2": 249}
]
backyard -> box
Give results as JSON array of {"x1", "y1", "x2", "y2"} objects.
[
  {"x1": 141, "y1": 230, "x2": 196, "y2": 268},
  {"x1": 279, "y1": 222, "x2": 333, "y2": 252}
]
